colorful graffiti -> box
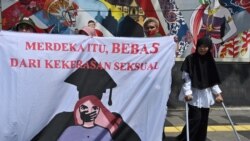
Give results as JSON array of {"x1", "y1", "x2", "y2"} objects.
[
  {"x1": 1, "y1": 0, "x2": 250, "y2": 61},
  {"x1": 190, "y1": 0, "x2": 250, "y2": 59}
]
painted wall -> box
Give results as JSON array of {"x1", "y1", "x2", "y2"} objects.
[{"x1": 1, "y1": 0, "x2": 250, "y2": 61}]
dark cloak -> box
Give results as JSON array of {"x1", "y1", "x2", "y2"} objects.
[{"x1": 181, "y1": 37, "x2": 221, "y2": 89}]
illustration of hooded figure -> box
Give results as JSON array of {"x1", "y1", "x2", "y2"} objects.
[
  {"x1": 31, "y1": 58, "x2": 141, "y2": 141},
  {"x1": 58, "y1": 95, "x2": 117, "y2": 141}
]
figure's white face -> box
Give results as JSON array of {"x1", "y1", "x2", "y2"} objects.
[
  {"x1": 88, "y1": 22, "x2": 96, "y2": 28},
  {"x1": 144, "y1": 21, "x2": 159, "y2": 37}
]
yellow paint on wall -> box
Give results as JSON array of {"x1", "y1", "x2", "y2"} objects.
[{"x1": 99, "y1": 0, "x2": 123, "y2": 21}]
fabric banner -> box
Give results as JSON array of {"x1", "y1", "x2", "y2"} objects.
[{"x1": 0, "y1": 31, "x2": 176, "y2": 141}]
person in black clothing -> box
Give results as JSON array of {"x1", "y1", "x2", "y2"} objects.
[
  {"x1": 177, "y1": 37, "x2": 223, "y2": 141},
  {"x1": 15, "y1": 17, "x2": 37, "y2": 33}
]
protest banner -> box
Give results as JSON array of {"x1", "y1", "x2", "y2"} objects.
[{"x1": 0, "y1": 31, "x2": 176, "y2": 141}]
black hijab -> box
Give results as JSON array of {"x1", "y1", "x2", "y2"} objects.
[{"x1": 181, "y1": 37, "x2": 221, "y2": 89}]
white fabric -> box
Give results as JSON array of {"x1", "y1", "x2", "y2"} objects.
[
  {"x1": 0, "y1": 31, "x2": 176, "y2": 141},
  {"x1": 179, "y1": 71, "x2": 222, "y2": 108}
]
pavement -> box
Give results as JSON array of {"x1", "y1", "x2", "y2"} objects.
[{"x1": 163, "y1": 107, "x2": 250, "y2": 141}]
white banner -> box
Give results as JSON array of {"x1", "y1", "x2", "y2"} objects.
[{"x1": 0, "y1": 31, "x2": 176, "y2": 141}]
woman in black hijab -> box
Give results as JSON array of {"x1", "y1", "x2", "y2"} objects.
[{"x1": 177, "y1": 37, "x2": 223, "y2": 141}]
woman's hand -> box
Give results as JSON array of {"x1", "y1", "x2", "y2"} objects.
[
  {"x1": 215, "y1": 94, "x2": 223, "y2": 103},
  {"x1": 184, "y1": 95, "x2": 193, "y2": 101}
]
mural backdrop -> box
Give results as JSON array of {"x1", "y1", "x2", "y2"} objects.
[{"x1": 0, "y1": 0, "x2": 250, "y2": 60}]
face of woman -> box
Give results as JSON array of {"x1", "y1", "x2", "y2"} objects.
[
  {"x1": 145, "y1": 21, "x2": 159, "y2": 37},
  {"x1": 197, "y1": 45, "x2": 209, "y2": 55},
  {"x1": 79, "y1": 101, "x2": 100, "y2": 122},
  {"x1": 17, "y1": 24, "x2": 35, "y2": 33}
]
